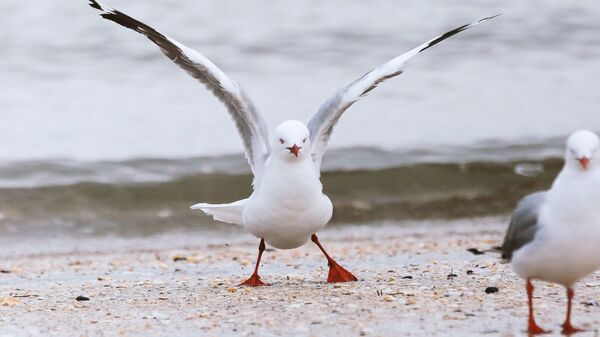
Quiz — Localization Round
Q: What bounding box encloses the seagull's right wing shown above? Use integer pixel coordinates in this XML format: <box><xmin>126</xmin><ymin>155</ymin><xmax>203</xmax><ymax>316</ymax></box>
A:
<box><xmin>501</xmin><ymin>191</ymin><xmax>547</xmax><ymax>261</ymax></box>
<box><xmin>89</xmin><ymin>0</ymin><xmax>270</xmax><ymax>179</ymax></box>
<box><xmin>307</xmin><ymin>16</ymin><xmax>498</xmax><ymax>171</ymax></box>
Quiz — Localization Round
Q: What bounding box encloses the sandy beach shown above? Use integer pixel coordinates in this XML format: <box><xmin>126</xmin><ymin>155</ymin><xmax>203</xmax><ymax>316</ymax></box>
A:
<box><xmin>3</xmin><ymin>0</ymin><xmax>600</xmax><ymax>336</ymax></box>
<box><xmin>1</xmin><ymin>218</ymin><xmax>599</xmax><ymax>337</ymax></box>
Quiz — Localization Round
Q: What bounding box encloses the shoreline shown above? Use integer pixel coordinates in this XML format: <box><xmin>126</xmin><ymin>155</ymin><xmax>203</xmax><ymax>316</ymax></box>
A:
<box><xmin>0</xmin><ymin>157</ymin><xmax>563</xmax><ymax>239</ymax></box>
<box><xmin>1</xmin><ymin>218</ymin><xmax>599</xmax><ymax>336</ymax></box>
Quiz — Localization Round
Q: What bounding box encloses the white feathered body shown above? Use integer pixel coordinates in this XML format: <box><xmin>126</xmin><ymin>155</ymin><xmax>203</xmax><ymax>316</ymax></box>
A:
<box><xmin>512</xmin><ymin>169</ymin><xmax>600</xmax><ymax>287</ymax></box>
<box><xmin>243</xmin><ymin>156</ymin><xmax>333</xmax><ymax>249</ymax></box>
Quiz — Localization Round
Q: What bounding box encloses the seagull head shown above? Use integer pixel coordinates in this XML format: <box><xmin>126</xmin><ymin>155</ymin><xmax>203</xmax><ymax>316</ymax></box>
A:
<box><xmin>565</xmin><ymin>130</ymin><xmax>600</xmax><ymax>171</ymax></box>
<box><xmin>273</xmin><ymin>120</ymin><xmax>310</xmax><ymax>161</ymax></box>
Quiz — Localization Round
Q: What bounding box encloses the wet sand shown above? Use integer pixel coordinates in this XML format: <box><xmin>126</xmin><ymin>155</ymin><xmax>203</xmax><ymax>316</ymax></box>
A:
<box><xmin>1</xmin><ymin>218</ymin><xmax>599</xmax><ymax>337</ymax></box>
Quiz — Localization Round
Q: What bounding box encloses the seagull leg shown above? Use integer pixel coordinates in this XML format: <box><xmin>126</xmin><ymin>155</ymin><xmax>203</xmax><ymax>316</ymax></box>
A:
<box><xmin>311</xmin><ymin>234</ymin><xmax>357</xmax><ymax>283</ymax></box>
<box><xmin>561</xmin><ymin>287</ymin><xmax>584</xmax><ymax>335</ymax></box>
<box><xmin>527</xmin><ymin>279</ymin><xmax>550</xmax><ymax>335</ymax></box>
<box><xmin>239</xmin><ymin>239</ymin><xmax>268</xmax><ymax>287</ymax></box>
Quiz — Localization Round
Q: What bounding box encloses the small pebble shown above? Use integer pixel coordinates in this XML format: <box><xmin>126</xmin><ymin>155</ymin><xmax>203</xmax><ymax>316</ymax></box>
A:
<box><xmin>466</xmin><ymin>248</ymin><xmax>484</xmax><ymax>255</ymax></box>
<box><xmin>0</xmin><ymin>296</ymin><xmax>20</xmax><ymax>306</ymax></box>
<box><xmin>485</xmin><ymin>287</ymin><xmax>499</xmax><ymax>294</ymax></box>
<box><xmin>383</xmin><ymin>295</ymin><xmax>395</xmax><ymax>302</ymax></box>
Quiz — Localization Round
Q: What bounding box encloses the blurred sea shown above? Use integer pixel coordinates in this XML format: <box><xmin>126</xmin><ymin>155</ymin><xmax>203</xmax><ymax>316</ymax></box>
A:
<box><xmin>1</xmin><ymin>0</ymin><xmax>599</xmax><ymax>236</ymax></box>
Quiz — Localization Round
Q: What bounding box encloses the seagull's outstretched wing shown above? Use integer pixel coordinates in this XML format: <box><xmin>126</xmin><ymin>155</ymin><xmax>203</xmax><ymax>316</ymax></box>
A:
<box><xmin>307</xmin><ymin>16</ymin><xmax>498</xmax><ymax>171</ymax></box>
<box><xmin>89</xmin><ymin>0</ymin><xmax>270</xmax><ymax>180</ymax></box>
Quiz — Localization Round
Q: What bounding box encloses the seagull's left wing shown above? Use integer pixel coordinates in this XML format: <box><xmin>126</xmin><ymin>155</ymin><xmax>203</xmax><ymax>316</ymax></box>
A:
<box><xmin>89</xmin><ymin>0</ymin><xmax>270</xmax><ymax>182</ymax></box>
<box><xmin>501</xmin><ymin>191</ymin><xmax>546</xmax><ymax>261</ymax></box>
<box><xmin>307</xmin><ymin>16</ymin><xmax>498</xmax><ymax>171</ymax></box>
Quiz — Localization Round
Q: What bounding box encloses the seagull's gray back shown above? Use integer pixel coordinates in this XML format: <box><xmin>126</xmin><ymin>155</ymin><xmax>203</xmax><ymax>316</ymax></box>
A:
<box><xmin>501</xmin><ymin>191</ymin><xmax>547</xmax><ymax>261</ymax></box>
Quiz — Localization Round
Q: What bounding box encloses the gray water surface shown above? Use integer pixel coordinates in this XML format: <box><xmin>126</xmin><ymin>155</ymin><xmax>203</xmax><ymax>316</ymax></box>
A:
<box><xmin>2</xmin><ymin>0</ymin><xmax>599</xmax><ymax>163</ymax></box>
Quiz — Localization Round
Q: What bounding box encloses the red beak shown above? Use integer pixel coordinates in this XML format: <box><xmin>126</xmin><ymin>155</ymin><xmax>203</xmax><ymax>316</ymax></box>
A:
<box><xmin>579</xmin><ymin>157</ymin><xmax>590</xmax><ymax>170</ymax></box>
<box><xmin>288</xmin><ymin>144</ymin><xmax>300</xmax><ymax>158</ymax></box>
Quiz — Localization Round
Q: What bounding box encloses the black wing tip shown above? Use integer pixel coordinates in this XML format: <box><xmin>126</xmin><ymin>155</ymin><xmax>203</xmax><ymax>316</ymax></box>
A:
<box><xmin>419</xmin><ymin>14</ymin><xmax>499</xmax><ymax>53</ymax></box>
<box><xmin>89</xmin><ymin>0</ymin><xmax>102</xmax><ymax>10</ymax></box>
<box><xmin>87</xmin><ymin>0</ymin><xmax>176</xmax><ymax>56</ymax></box>
<box><xmin>88</xmin><ymin>1</ymin><xmax>144</xmax><ymax>33</ymax></box>
<box><xmin>481</xmin><ymin>14</ymin><xmax>502</xmax><ymax>22</ymax></box>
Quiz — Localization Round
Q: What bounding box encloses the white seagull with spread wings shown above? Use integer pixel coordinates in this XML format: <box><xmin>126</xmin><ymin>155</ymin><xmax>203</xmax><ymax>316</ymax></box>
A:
<box><xmin>90</xmin><ymin>0</ymin><xmax>496</xmax><ymax>286</ymax></box>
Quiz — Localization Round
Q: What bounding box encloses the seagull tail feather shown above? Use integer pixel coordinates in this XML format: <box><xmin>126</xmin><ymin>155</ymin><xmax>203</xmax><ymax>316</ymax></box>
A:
<box><xmin>190</xmin><ymin>199</ymin><xmax>247</xmax><ymax>226</ymax></box>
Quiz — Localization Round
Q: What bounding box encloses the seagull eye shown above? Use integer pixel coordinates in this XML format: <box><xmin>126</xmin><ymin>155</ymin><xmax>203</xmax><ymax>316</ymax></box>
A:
<box><xmin>302</xmin><ymin>138</ymin><xmax>307</xmax><ymax>143</ymax></box>
<box><xmin>279</xmin><ymin>138</ymin><xmax>285</xmax><ymax>144</ymax></box>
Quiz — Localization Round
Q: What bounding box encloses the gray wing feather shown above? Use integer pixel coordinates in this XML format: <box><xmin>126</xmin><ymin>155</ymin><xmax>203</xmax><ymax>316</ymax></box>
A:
<box><xmin>501</xmin><ymin>191</ymin><xmax>547</xmax><ymax>261</ymax></box>
<box><xmin>89</xmin><ymin>0</ymin><xmax>270</xmax><ymax>179</ymax></box>
<box><xmin>307</xmin><ymin>15</ymin><xmax>498</xmax><ymax>172</ymax></box>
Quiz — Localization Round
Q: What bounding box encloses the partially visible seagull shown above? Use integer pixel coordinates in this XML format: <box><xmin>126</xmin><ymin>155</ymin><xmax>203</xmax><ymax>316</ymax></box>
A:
<box><xmin>90</xmin><ymin>0</ymin><xmax>496</xmax><ymax>286</ymax></box>
<box><xmin>502</xmin><ymin>130</ymin><xmax>600</xmax><ymax>335</ymax></box>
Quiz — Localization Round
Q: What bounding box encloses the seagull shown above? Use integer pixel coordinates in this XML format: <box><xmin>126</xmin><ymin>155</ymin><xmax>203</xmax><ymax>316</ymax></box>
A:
<box><xmin>90</xmin><ymin>0</ymin><xmax>496</xmax><ymax>286</ymax></box>
<box><xmin>502</xmin><ymin>130</ymin><xmax>600</xmax><ymax>335</ymax></box>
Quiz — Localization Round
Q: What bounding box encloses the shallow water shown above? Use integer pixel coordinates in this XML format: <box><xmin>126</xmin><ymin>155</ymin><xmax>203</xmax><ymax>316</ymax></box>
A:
<box><xmin>0</xmin><ymin>157</ymin><xmax>562</xmax><ymax>237</ymax></box>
